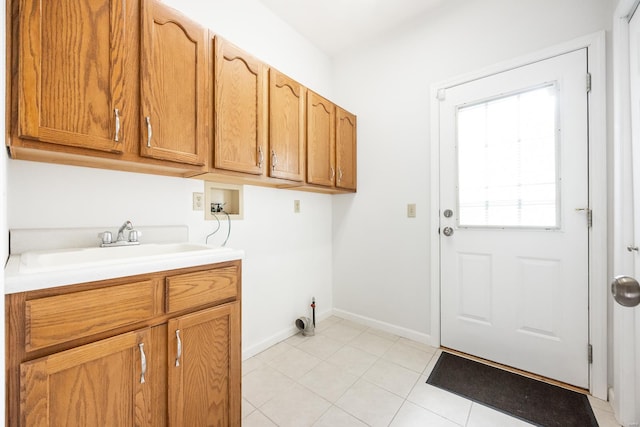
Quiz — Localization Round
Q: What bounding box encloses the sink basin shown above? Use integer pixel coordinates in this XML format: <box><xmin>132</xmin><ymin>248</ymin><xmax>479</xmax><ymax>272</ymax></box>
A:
<box><xmin>19</xmin><ymin>243</ymin><xmax>226</xmax><ymax>272</ymax></box>
<box><xmin>5</xmin><ymin>240</ymin><xmax>244</xmax><ymax>294</ymax></box>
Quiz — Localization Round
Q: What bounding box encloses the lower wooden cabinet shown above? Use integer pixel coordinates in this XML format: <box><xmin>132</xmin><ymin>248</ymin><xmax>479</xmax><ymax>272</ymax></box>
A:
<box><xmin>6</xmin><ymin>261</ymin><xmax>242</xmax><ymax>427</ymax></box>
<box><xmin>168</xmin><ymin>303</ymin><xmax>241</xmax><ymax>426</ymax></box>
<box><xmin>20</xmin><ymin>329</ymin><xmax>152</xmax><ymax>427</ymax></box>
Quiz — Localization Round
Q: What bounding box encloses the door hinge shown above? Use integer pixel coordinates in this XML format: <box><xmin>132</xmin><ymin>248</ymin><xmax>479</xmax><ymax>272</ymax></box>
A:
<box><xmin>437</xmin><ymin>88</ymin><xmax>446</xmax><ymax>101</ymax></box>
<box><xmin>588</xmin><ymin>344</ymin><xmax>593</xmax><ymax>364</ymax></box>
<box><xmin>586</xmin><ymin>73</ymin><xmax>592</xmax><ymax>93</ymax></box>
<box><xmin>576</xmin><ymin>208</ymin><xmax>593</xmax><ymax>228</ymax></box>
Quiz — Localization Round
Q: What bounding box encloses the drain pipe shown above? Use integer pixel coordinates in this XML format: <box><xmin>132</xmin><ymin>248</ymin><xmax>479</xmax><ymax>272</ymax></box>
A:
<box><xmin>295</xmin><ymin>316</ymin><xmax>315</xmax><ymax>336</ymax></box>
<box><xmin>295</xmin><ymin>297</ymin><xmax>316</xmax><ymax>337</ymax></box>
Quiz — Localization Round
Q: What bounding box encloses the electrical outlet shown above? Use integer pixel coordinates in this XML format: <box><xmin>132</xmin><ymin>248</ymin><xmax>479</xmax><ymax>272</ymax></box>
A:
<box><xmin>294</xmin><ymin>200</ymin><xmax>301</xmax><ymax>213</ymax></box>
<box><xmin>192</xmin><ymin>192</ymin><xmax>204</xmax><ymax>211</ymax></box>
<box><xmin>407</xmin><ymin>203</ymin><xmax>417</xmax><ymax>218</ymax></box>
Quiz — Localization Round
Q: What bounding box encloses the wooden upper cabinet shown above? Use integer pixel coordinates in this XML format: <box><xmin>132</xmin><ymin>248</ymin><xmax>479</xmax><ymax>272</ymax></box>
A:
<box><xmin>11</xmin><ymin>0</ymin><xmax>356</xmax><ymax>190</ymax></box>
<box><xmin>140</xmin><ymin>0</ymin><xmax>207</xmax><ymax>166</ymax></box>
<box><xmin>336</xmin><ymin>107</ymin><xmax>357</xmax><ymax>191</ymax></box>
<box><xmin>307</xmin><ymin>91</ymin><xmax>336</xmax><ymax>187</ymax></box>
<box><xmin>17</xmin><ymin>0</ymin><xmax>126</xmax><ymax>153</ymax></box>
<box><xmin>20</xmin><ymin>329</ymin><xmax>152</xmax><ymax>427</ymax></box>
<box><xmin>214</xmin><ymin>37</ymin><xmax>268</xmax><ymax>175</ymax></box>
<box><xmin>269</xmin><ymin>69</ymin><xmax>306</xmax><ymax>182</ymax></box>
<box><xmin>168</xmin><ymin>303</ymin><xmax>241</xmax><ymax>426</ymax></box>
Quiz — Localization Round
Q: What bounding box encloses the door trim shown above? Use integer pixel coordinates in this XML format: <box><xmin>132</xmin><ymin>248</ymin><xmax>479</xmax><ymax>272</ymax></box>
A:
<box><xmin>429</xmin><ymin>31</ymin><xmax>607</xmax><ymax>399</ymax></box>
<box><xmin>612</xmin><ymin>0</ymin><xmax>640</xmax><ymax>423</ymax></box>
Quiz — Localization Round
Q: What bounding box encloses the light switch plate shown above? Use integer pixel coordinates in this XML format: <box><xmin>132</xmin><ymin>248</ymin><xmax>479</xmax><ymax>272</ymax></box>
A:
<box><xmin>407</xmin><ymin>203</ymin><xmax>416</xmax><ymax>218</ymax></box>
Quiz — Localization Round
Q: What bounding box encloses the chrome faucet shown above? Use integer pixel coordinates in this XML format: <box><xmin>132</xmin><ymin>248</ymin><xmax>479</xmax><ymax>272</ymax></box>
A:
<box><xmin>116</xmin><ymin>220</ymin><xmax>133</xmax><ymax>242</ymax></box>
<box><xmin>100</xmin><ymin>220</ymin><xmax>141</xmax><ymax>247</ymax></box>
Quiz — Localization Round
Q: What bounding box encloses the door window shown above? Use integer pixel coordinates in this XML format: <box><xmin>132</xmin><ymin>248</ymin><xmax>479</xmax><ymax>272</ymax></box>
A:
<box><xmin>456</xmin><ymin>84</ymin><xmax>559</xmax><ymax>228</ymax></box>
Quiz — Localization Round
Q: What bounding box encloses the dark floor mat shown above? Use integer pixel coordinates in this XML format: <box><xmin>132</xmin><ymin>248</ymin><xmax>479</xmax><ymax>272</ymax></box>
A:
<box><xmin>426</xmin><ymin>352</ymin><xmax>598</xmax><ymax>427</ymax></box>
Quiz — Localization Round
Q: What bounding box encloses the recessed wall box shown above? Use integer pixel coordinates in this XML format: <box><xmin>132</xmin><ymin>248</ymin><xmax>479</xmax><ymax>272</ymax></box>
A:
<box><xmin>204</xmin><ymin>182</ymin><xmax>243</xmax><ymax>220</ymax></box>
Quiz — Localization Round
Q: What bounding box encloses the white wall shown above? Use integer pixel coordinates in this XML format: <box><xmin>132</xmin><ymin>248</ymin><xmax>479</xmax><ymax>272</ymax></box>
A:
<box><xmin>331</xmin><ymin>0</ymin><xmax>613</xmax><ymax>342</ymax></box>
<box><xmin>6</xmin><ymin>0</ymin><xmax>335</xmax><ymax>359</ymax></box>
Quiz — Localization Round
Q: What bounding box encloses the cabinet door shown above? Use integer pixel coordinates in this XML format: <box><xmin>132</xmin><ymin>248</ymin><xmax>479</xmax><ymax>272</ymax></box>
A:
<box><xmin>336</xmin><ymin>107</ymin><xmax>357</xmax><ymax>191</ymax></box>
<box><xmin>20</xmin><ymin>329</ymin><xmax>152</xmax><ymax>427</ymax></box>
<box><xmin>214</xmin><ymin>37</ymin><xmax>268</xmax><ymax>175</ymax></box>
<box><xmin>307</xmin><ymin>91</ymin><xmax>336</xmax><ymax>187</ymax></box>
<box><xmin>168</xmin><ymin>303</ymin><xmax>241</xmax><ymax>426</ymax></box>
<box><xmin>17</xmin><ymin>0</ymin><xmax>126</xmax><ymax>153</ymax></box>
<box><xmin>140</xmin><ymin>0</ymin><xmax>207</xmax><ymax>166</ymax></box>
<box><xmin>269</xmin><ymin>69</ymin><xmax>306</xmax><ymax>181</ymax></box>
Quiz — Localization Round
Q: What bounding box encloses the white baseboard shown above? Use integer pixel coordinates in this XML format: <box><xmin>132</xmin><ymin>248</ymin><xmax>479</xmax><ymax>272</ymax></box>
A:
<box><xmin>242</xmin><ymin>326</ymin><xmax>298</xmax><ymax>361</ymax></box>
<box><xmin>242</xmin><ymin>309</ymin><xmax>333</xmax><ymax>360</ymax></box>
<box><xmin>332</xmin><ymin>308</ymin><xmax>433</xmax><ymax>346</ymax></box>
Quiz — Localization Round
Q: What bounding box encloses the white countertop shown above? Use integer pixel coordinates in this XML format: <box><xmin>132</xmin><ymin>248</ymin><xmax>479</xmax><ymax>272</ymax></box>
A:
<box><xmin>5</xmin><ymin>246</ymin><xmax>244</xmax><ymax>294</ymax></box>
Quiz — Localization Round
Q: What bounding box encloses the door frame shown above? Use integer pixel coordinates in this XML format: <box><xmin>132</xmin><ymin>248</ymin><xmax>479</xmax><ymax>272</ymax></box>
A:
<box><xmin>612</xmin><ymin>0</ymin><xmax>640</xmax><ymax>423</ymax></box>
<box><xmin>429</xmin><ymin>32</ymin><xmax>607</xmax><ymax>399</ymax></box>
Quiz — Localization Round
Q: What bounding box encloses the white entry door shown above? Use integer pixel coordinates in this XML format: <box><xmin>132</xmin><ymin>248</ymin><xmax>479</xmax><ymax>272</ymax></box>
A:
<box><xmin>439</xmin><ymin>49</ymin><xmax>590</xmax><ymax>388</ymax></box>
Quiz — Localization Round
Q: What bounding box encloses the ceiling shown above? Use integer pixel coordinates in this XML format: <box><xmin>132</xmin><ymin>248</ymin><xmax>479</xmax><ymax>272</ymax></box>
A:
<box><xmin>258</xmin><ymin>0</ymin><xmax>444</xmax><ymax>56</ymax></box>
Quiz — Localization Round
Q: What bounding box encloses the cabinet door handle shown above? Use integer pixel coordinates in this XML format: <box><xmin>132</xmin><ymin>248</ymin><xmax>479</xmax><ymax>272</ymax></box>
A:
<box><xmin>175</xmin><ymin>329</ymin><xmax>182</xmax><ymax>367</ymax></box>
<box><xmin>330</xmin><ymin>166</ymin><xmax>335</xmax><ymax>181</ymax></box>
<box><xmin>271</xmin><ymin>150</ymin><xmax>278</xmax><ymax>171</ymax></box>
<box><xmin>257</xmin><ymin>146</ymin><xmax>264</xmax><ymax>169</ymax></box>
<box><xmin>139</xmin><ymin>343</ymin><xmax>147</xmax><ymax>384</ymax></box>
<box><xmin>338</xmin><ymin>168</ymin><xmax>343</xmax><ymax>183</ymax></box>
<box><xmin>145</xmin><ymin>116</ymin><xmax>152</xmax><ymax>148</ymax></box>
<box><xmin>114</xmin><ymin>108</ymin><xmax>121</xmax><ymax>142</ymax></box>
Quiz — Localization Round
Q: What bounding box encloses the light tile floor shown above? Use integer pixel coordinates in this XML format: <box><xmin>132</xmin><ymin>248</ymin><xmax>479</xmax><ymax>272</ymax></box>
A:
<box><xmin>242</xmin><ymin>316</ymin><xmax>621</xmax><ymax>427</ymax></box>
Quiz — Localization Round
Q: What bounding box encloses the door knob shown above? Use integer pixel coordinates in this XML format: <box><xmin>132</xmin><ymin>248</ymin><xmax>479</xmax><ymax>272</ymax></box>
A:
<box><xmin>611</xmin><ymin>276</ymin><xmax>640</xmax><ymax>307</ymax></box>
<box><xmin>443</xmin><ymin>227</ymin><xmax>454</xmax><ymax>237</ymax></box>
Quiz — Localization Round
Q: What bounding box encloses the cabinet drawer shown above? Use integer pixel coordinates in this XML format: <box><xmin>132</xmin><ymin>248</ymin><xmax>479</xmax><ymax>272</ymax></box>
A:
<box><xmin>166</xmin><ymin>266</ymin><xmax>238</xmax><ymax>313</ymax></box>
<box><xmin>25</xmin><ymin>281</ymin><xmax>156</xmax><ymax>352</ymax></box>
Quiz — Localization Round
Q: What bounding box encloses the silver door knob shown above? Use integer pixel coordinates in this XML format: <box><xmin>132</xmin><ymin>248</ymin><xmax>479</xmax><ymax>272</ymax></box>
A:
<box><xmin>443</xmin><ymin>227</ymin><xmax>454</xmax><ymax>237</ymax></box>
<box><xmin>611</xmin><ymin>276</ymin><xmax>640</xmax><ymax>307</ymax></box>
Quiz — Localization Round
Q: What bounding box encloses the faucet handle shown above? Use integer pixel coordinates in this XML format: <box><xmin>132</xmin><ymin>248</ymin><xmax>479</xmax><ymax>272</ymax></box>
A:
<box><xmin>128</xmin><ymin>229</ymin><xmax>142</xmax><ymax>243</ymax></box>
<box><xmin>100</xmin><ymin>231</ymin><xmax>113</xmax><ymax>245</ymax></box>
